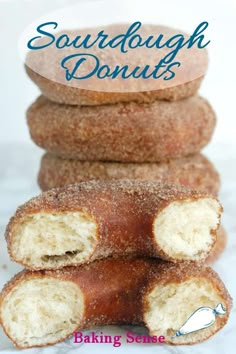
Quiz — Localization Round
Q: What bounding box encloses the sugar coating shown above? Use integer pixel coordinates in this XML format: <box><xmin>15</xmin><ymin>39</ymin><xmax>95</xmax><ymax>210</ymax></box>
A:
<box><xmin>27</xmin><ymin>95</ymin><xmax>216</xmax><ymax>162</ymax></box>
<box><xmin>5</xmin><ymin>181</ymin><xmax>222</xmax><ymax>270</ymax></box>
<box><xmin>0</xmin><ymin>258</ymin><xmax>232</xmax><ymax>348</ymax></box>
<box><xmin>38</xmin><ymin>153</ymin><xmax>220</xmax><ymax>194</ymax></box>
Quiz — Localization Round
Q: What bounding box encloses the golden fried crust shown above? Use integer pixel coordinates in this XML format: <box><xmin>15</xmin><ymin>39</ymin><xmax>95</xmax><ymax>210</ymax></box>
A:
<box><xmin>26</xmin><ymin>67</ymin><xmax>204</xmax><ymax>105</ymax></box>
<box><xmin>0</xmin><ymin>258</ymin><xmax>152</xmax><ymax>348</ymax></box>
<box><xmin>5</xmin><ymin>181</ymin><xmax>222</xmax><ymax>268</ymax></box>
<box><xmin>27</xmin><ymin>95</ymin><xmax>216</xmax><ymax>162</ymax></box>
<box><xmin>0</xmin><ymin>258</ymin><xmax>232</xmax><ymax>348</ymax></box>
<box><xmin>206</xmin><ymin>226</ymin><xmax>227</xmax><ymax>265</ymax></box>
<box><xmin>38</xmin><ymin>153</ymin><xmax>220</xmax><ymax>195</ymax></box>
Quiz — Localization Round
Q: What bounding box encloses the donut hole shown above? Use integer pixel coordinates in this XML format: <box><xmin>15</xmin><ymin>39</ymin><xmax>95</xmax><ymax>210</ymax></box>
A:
<box><xmin>0</xmin><ymin>278</ymin><xmax>84</xmax><ymax>347</ymax></box>
<box><xmin>144</xmin><ymin>277</ymin><xmax>225</xmax><ymax>344</ymax></box>
<box><xmin>153</xmin><ymin>198</ymin><xmax>220</xmax><ymax>261</ymax></box>
<box><xmin>11</xmin><ymin>212</ymin><xmax>98</xmax><ymax>269</ymax></box>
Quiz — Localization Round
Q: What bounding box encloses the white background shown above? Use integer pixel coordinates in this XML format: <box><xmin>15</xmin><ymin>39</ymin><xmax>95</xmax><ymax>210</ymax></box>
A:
<box><xmin>0</xmin><ymin>0</ymin><xmax>236</xmax><ymax>145</ymax></box>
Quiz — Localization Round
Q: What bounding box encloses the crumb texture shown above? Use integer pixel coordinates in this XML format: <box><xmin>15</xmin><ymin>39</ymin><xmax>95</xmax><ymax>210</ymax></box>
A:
<box><xmin>0</xmin><ymin>278</ymin><xmax>84</xmax><ymax>347</ymax></box>
<box><xmin>145</xmin><ymin>277</ymin><xmax>227</xmax><ymax>344</ymax></box>
<box><xmin>154</xmin><ymin>198</ymin><xmax>220</xmax><ymax>260</ymax></box>
<box><xmin>6</xmin><ymin>181</ymin><xmax>221</xmax><ymax>269</ymax></box>
<box><xmin>0</xmin><ymin>259</ymin><xmax>232</xmax><ymax>348</ymax></box>
<box><xmin>12</xmin><ymin>212</ymin><xmax>98</xmax><ymax>269</ymax></box>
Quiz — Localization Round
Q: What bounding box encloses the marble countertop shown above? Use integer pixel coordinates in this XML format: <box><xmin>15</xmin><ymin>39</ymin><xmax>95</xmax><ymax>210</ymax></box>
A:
<box><xmin>0</xmin><ymin>143</ymin><xmax>235</xmax><ymax>353</ymax></box>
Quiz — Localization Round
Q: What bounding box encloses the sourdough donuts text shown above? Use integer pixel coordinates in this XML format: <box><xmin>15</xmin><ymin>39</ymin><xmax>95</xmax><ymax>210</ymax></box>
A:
<box><xmin>27</xmin><ymin>21</ymin><xmax>210</xmax><ymax>81</ymax></box>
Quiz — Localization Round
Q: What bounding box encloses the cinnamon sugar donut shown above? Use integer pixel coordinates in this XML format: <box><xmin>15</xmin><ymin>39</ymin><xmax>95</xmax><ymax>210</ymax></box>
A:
<box><xmin>0</xmin><ymin>258</ymin><xmax>231</xmax><ymax>348</ymax></box>
<box><xmin>26</xmin><ymin>67</ymin><xmax>204</xmax><ymax>106</ymax></box>
<box><xmin>27</xmin><ymin>95</ymin><xmax>216</xmax><ymax>162</ymax></box>
<box><xmin>25</xmin><ymin>23</ymin><xmax>208</xmax><ymax>105</ymax></box>
<box><xmin>6</xmin><ymin>181</ymin><xmax>222</xmax><ymax>270</ymax></box>
<box><xmin>38</xmin><ymin>153</ymin><xmax>220</xmax><ymax>195</ymax></box>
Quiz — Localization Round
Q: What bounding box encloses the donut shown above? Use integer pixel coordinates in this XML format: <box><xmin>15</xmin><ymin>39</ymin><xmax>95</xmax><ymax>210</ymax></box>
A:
<box><xmin>25</xmin><ymin>23</ymin><xmax>208</xmax><ymax>105</ymax></box>
<box><xmin>0</xmin><ymin>258</ymin><xmax>232</xmax><ymax>348</ymax></box>
<box><xmin>38</xmin><ymin>153</ymin><xmax>220</xmax><ymax>195</ymax></box>
<box><xmin>26</xmin><ymin>67</ymin><xmax>204</xmax><ymax>106</ymax></box>
<box><xmin>27</xmin><ymin>95</ymin><xmax>216</xmax><ymax>162</ymax></box>
<box><xmin>6</xmin><ymin>181</ymin><xmax>222</xmax><ymax>270</ymax></box>
<box><xmin>206</xmin><ymin>226</ymin><xmax>227</xmax><ymax>265</ymax></box>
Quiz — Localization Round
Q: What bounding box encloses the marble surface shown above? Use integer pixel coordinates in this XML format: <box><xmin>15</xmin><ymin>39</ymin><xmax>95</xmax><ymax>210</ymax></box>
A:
<box><xmin>0</xmin><ymin>142</ymin><xmax>235</xmax><ymax>353</ymax></box>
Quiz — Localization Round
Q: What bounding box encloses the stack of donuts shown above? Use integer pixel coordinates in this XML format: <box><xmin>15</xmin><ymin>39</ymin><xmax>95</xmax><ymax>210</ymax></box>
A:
<box><xmin>24</xmin><ymin>23</ymin><xmax>227</xmax><ymax>262</ymax></box>
<box><xmin>29</xmin><ymin>75</ymin><xmax>220</xmax><ymax>196</ymax></box>
<box><xmin>0</xmin><ymin>180</ymin><xmax>232</xmax><ymax>348</ymax></box>
<box><xmin>24</xmin><ymin>24</ymin><xmax>219</xmax><ymax>198</ymax></box>
<box><xmin>0</xmin><ymin>24</ymin><xmax>231</xmax><ymax>349</ymax></box>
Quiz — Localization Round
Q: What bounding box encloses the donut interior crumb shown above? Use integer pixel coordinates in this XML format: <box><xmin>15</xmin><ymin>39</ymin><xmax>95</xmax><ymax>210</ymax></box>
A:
<box><xmin>154</xmin><ymin>198</ymin><xmax>220</xmax><ymax>261</ymax></box>
<box><xmin>1</xmin><ymin>274</ymin><xmax>226</xmax><ymax>347</ymax></box>
<box><xmin>144</xmin><ymin>277</ymin><xmax>224</xmax><ymax>344</ymax></box>
<box><xmin>0</xmin><ymin>278</ymin><xmax>84</xmax><ymax>347</ymax></box>
<box><xmin>10</xmin><ymin>197</ymin><xmax>220</xmax><ymax>268</ymax></box>
<box><xmin>12</xmin><ymin>212</ymin><xmax>98</xmax><ymax>269</ymax></box>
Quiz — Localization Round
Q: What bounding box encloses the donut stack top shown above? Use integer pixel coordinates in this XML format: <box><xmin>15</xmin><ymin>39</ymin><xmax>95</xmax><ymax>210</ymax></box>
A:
<box><xmin>25</xmin><ymin>23</ymin><xmax>215</xmax><ymax>163</ymax></box>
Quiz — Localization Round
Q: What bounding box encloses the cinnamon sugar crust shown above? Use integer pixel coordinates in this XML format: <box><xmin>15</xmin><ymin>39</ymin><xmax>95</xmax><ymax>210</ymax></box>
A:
<box><xmin>27</xmin><ymin>95</ymin><xmax>216</xmax><ymax>162</ymax></box>
<box><xmin>5</xmin><ymin>181</ymin><xmax>222</xmax><ymax>269</ymax></box>
<box><xmin>38</xmin><ymin>153</ymin><xmax>220</xmax><ymax>195</ymax></box>
<box><xmin>0</xmin><ymin>258</ymin><xmax>232</xmax><ymax>348</ymax></box>
<box><xmin>26</xmin><ymin>67</ymin><xmax>204</xmax><ymax>105</ymax></box>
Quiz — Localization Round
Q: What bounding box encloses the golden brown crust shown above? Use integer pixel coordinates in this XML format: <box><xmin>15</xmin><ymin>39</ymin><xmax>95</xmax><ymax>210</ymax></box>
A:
<box><xmin>6</xmin><ymin>181</ymin><xmax>222</xmax><ymax>269</ymax></box>
<box><xmin>27</xmin><ymin>95</ymin><xmax>216</xmax><ymax>162</ymax></box>
<box><xmin>26</xmin><ymin>67</ymin><xmax>204</xmax><ymax>105</ymax></box>
<box><xmin>0</xmin><ymin>258</ymin><xmax>152</xmax><ymax>348</ymax></box>
<box><xmin>38</xmin><ymin>153</ymin><xmax>220</xmax><ymax>195</ymax></box>
<box><xmin>206</xmin><ymin>226</ymin><xmax>227</xmax><ymax>265</ymax></box>
<box><xmin>0</xmin><ymin>258</ymin><xmax>232</xmax><ymax>348</ymax></box>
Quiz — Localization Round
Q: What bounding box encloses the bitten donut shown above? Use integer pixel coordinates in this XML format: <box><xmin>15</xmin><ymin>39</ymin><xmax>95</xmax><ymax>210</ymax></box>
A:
<box><xmin>25</xmin><ymin>23</ymin><xmax>208</xmax><ymax>105</ymax></box>
<box><xmin>206</xmin><ymin>226</ymin><xmax>227</xmax><ymax>265</ymax></box>
<box><xmin>0</xmin><ymin>258</ymin><xmax>232</xmax><ymax>348</ymax></box>
<box><xmin>38</xmin><ymin>153</ymin><xmax>220</xmax><ymax>195</ymax></box>
<box><xmin>27</xmin><ymin>96</ymin><xmax>216</xmax><ymax>162</ymax></box>
<box><xmin>6</xmin><ymin>181</ymin><xmax>222</xmax><ymax>270</ymax></box>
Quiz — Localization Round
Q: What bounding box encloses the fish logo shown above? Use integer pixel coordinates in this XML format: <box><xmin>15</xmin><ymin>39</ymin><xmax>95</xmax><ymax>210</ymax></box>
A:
<box><xmin>172</xmin><ymin>303</ymin><xmax>226</xmax><ymax>338</ymax></box>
